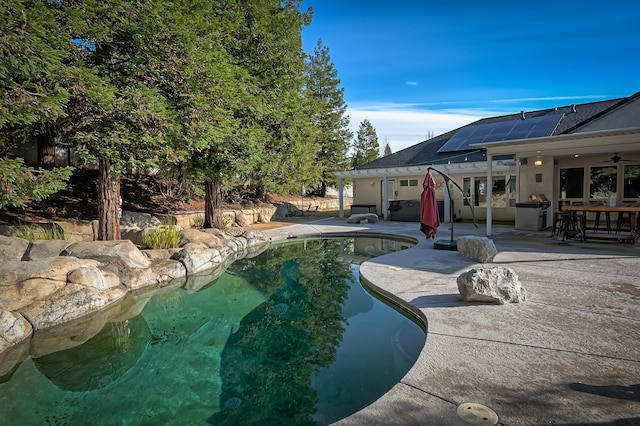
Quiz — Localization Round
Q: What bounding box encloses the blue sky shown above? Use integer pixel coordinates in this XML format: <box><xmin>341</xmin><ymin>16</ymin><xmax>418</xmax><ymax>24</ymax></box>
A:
<box><xmin>300</xmin><ymin>1</ymin><xmax>640</xmax><ymax>153</ymax></box>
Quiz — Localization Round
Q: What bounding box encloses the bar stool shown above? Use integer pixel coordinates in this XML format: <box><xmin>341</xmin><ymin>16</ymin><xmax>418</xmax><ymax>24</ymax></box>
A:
<box><xmin>563</xmin><ymin>213</ymin><xmax>585</xmax><ymax>241</ymax></box>
<box><xmin>593</xmin><ymin>211</ymin><xmax>612</xmax><ymax>233</ymax></box>
<box><xmin>616</xmin><ymin>212</ymin><xmax>631</xmax><ymax>233</ymax></box>
<box><xmin>552</xmin><ymin>212</ymin><xmax>566</xmax><ymax>237</ymax></box>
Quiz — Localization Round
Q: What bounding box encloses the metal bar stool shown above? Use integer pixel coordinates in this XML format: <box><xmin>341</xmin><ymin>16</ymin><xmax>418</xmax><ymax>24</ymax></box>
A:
<box><xmin>563</xmin><ymin>213</ymin><xmax>586</xmax><ymax>241</ymax></box>
<box><xmin>552</xmin><ymin>212</ymin><xmax>566</xmax><ymax>237</ymax></box>
<box><xmin>593</xmin><ymin>211</ymin><xmax>612</xmax><ymax>233</ymax></box>
<box><xmin>616</xmin><ymin>212</ymin><xmax>631</xmax><ymax>234</ymax></box>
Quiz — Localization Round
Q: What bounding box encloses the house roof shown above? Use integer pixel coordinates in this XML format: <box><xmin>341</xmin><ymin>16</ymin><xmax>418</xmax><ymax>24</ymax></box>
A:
<box><xmin>353</xmin><ymin>92</ymin><xmax>639</xmax><ymax>171</ymax></box>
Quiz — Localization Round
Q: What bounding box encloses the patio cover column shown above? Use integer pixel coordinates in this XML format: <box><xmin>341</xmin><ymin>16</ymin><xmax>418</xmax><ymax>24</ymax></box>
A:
<box><xmin>383</xmin><ymin>175</ymin><xmax>389</xmax><ymax>220</ymax></box>
<box><xmin>486</xmin><ymin>154</ymin><xmax>493</xmax><ymax>236</ymax></box>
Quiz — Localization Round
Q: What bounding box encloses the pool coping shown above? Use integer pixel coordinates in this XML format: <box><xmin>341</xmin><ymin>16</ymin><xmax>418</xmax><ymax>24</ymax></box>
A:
<box><xmin>264</xmin><ymin>217</ymin><xmax>640</xmax><ymax>425</ymax></box>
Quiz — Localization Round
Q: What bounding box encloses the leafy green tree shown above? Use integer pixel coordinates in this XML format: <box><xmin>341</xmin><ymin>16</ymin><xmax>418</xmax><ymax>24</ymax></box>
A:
<box><xmin>351</xmin><ymin>118</ymin><xmax>380</xmax><ymax>167</ymax></box>
<box><xmin>305</xmin><ymin>40</ymin><xmax>352</xmax><ymax>197</ymax></box>
<box><xmin>221</xmin><ymin>0</ymin><xmax>315</xmax><ymax>201</ymax></box>
<box><xmin>0</xmin><ymin>0</ymin><xmax>73</xmax><ymax>207</ymax></box>
<box><xmin>54</xmin><ymin>0</ymin><xmax>177</xmax><ymax>239</ymax></box>
<box><xmin>0</xmin><ymin>158</ymin><xmax>72</xmax><ymax>210</ymax></box>
<box><xmin>132</xmin><ymin>0</ymin><xmax>253</xmax><ymax>229</ymax></box>
<box><xmin>0</xmin><ymin>0</ymin><xmax>70</xmax><ymax>133</ymax></box>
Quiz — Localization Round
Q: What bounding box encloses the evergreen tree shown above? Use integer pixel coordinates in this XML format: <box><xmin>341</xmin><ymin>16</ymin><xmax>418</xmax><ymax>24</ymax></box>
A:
<box><xmin>0</xmin><ymin>0</ymin><xmax>73</xmax><ymax>208</ymax></box>
<box><xmin>351</xmin><ymin>119</ymin><xmax>380</xmax><ymax>167</ymax></box>
<box><xmin>56</xmin><ymin>0</ymin><xmax>176</xmax><ymax>240</ymax></box>
<box><xmin>225</xmin><ymin>0</ymin><xmax>315</xmax><ymax>201</ymax></box>
<box><xmin>383</xmin><ymin>138</ymin><xmax>393</xmax><ymax>156</ymax></box>
<box><xmin>304</xmin><ymin>40</ymin><xmax>352</xmax><ymax>197</ymax></box>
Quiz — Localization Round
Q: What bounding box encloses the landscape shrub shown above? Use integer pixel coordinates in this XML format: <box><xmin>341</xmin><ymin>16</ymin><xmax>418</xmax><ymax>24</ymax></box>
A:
<box><xmin>18</xmin><ymin>225</ymin><xmax>65</xmax><ymax>241</ymax></box>
<box><xmin>140</xmin><ymin>225</ymin><xmax>181</xmax><ymax>249</ymax></box>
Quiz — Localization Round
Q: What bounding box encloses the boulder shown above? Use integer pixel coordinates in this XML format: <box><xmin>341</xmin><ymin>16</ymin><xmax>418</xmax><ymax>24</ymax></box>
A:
<box><xmin>457</xmin><ymin>267</ymin><xmax>526</xmax><ymax>304</ymax></box>
<box><xmin>120</xmin><ymin>210</ymin><xmax>162</xmax><ymax>229</ymax></box>
<box><xmin>233</xmin><ymin>210</ymin><xmax>251</xmax><ymax>227</ymax></box>
<box><xmin>0</xmin><ymin>235</ymin><xmax>28</xmax><ymax>262</ymax></box>
<box><xmin>62</xmin><ymin>240</ymin><xmax>152</xmax><ymax>269</ymax></box>
<box><xmin>0</xmin><ymin>256</ymin><xmax>128</xmax><ymax>325</ymax></box>
<box><xmin>147</xmin><ymin>259</ymin><xmax>187</xmax><ymax>287</ymax></box>
<box><xmin>19</xmin><ymin>282</ymin><xmax>116</xmax><ymax>330</ymax></box>
<box><xmin>55</xmin><ymin>219</ymin><xmax>97</xmax><ymax>242</ymax></box>
<box><xmin>347</xmin><ymin>213</ymin><xmax>378</xmax><ymax>224</ymax></box>
<box><xmin>457</xmin><ymin>236</ymin><xmax>498</xmax><ymax>263</ymax></box>
<box><xmin>179</xmin><ymin>228</ymin><xmax>225</xmax><ymax>250</ymax></box>
<box><xmin>0</xmin><ymin>309</ymin><xmax>32</xmax><ymax>377</ymax></box>
<box><xmin>22</xmin><ymin>239</ymin><xmax>72</xmax><ymax>261</ymax></box>
<box><xmin>171</xmin><ymin>244</ymin><xmax>223</xmax><ymax>275</ymax></box>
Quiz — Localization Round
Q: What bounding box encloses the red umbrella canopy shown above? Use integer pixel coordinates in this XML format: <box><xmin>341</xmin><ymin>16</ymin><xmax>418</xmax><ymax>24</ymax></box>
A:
<box><xmin>420</xmin><ymin>173</ymin><xmax>440</xmax><ymax>239</ymax></box>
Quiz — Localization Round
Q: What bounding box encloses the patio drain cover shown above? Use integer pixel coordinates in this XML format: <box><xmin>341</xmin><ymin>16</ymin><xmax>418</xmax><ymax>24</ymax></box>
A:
<box><xmin>456</xmin><ymin>402</ymin><xmax>498</xmax><ymax>425</ymax></box>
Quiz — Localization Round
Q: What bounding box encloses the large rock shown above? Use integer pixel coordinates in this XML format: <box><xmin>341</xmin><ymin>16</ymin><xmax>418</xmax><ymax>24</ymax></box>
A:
<box><xmin>0</xmin><ymin>309</ymin><xmax>32</xmax><ymax>377</ymax></box>
<box><xmin>179</xmin><ymin>228</ymin><xmax>225</xmax><ymax>250</ymax></box>
<box><xmin>0</xmin><ymin>235</ymin><xmax>28</xmax><ymax>262</ymax></box>
<box><xmin>22</xmin><ymin>239</ymin><xmax>73</xmax><ymax>261</ymax></box>
<box><xmin>55</xmin><ymin>219</ymin><xmax>97</xmax><ymax>242</ymax></box>
<box><xmin>457</xmin><ymin>267</ymin><xmax>526</xmax><ymax>304</ymax></box>
<box><xmin>62</xmin><ymin>240</ymin><xmax>152</xmax><ymax>269</ymax></box>
<box><xmin>235</xmin><ymin>209</ymin><xmax>255</xmax><ymax>227</ymax></box>
<box><xmin>457</xmin><ymin>236</ymin><xmax>498</xmax><ymax>263</ymax></box>
<box><xmin>120</xmin><ymin>210</ymin><xmax>162</xmax><ymax>229</ymax></box>
<box><xmin>347</xmin><ymin>213</ymin><xmax>378</xmax><ymax>224</ymax></box>
<box><xmin>171</xmin><ymin>244</ymin><xmax>223</xmax><ymax>275</ymax></box>
<box><xmin>19</xmin><ymin>283</ymin><xmax>118</xmax><ymax>330</ymax></box>
<box><xmin>0</xmin><ymin>256</ymin><xmax>127</xmax><ymax>323</ymax></box>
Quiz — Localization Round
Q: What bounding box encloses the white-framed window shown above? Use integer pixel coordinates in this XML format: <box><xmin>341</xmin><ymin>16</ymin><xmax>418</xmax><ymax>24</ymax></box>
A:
<box><xmin>399</xmin><ymin>179</ymin><xmax>418</xmax><ymax>187</ymax></box>
<box><xmin>465</xmin><ymin>175</ymin><xmax>514</xmax><ymax>207</ymax></box>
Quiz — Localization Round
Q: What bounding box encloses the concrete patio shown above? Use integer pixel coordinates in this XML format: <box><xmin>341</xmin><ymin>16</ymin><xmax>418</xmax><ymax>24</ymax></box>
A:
<box><xmin>262</xmin><ymin>217</ymin><xmax>640</xmax><ymax>425</ymax></box>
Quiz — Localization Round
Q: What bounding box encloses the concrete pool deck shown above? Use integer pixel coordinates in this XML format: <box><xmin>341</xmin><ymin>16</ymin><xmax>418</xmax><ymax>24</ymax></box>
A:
<box><xmin>261</xmin><ymin>217</ymin><xmax>640</xmax><ymax>425</ymax></box>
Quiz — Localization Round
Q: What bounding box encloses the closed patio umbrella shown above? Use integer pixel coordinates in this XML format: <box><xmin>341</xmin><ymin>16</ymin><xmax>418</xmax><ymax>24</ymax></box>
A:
<box><xmin>420</xmin><ymin>172</ymin><xmax>440</xmax><ymax>239</ymax></box>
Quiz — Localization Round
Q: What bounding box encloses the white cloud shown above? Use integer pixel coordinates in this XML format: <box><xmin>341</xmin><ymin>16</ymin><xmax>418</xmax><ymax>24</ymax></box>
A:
<box><xmin>346</xmin><ymin>102</ymin><xmax>508</xmax><ymax>153</ymax></box>
<box><xmin>406</xmin><ymin>81</ymin><xmax>418</xmax><ymax>86</ymax></box>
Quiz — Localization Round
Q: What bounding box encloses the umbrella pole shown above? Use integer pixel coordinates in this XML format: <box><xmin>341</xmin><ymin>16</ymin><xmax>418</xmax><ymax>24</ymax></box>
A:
<box><xmin>428</xmin><ymin>167</ymin><xmax>478</xmax><ymax>251</ymax></box>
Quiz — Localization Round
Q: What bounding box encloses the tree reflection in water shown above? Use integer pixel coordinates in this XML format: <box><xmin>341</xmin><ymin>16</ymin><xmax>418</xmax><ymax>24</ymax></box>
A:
<box><xmin>209</xmin><ymin>239</ymin><xmax>352</xmax><ymax>425</ymax></box>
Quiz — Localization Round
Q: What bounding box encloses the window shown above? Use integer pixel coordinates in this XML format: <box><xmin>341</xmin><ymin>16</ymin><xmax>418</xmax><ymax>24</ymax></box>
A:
<box><xmin>469</xmin><ymin>176</ymin><xmax>509</xmax><ymax>207</ymax></box>
<box><xmin>474</xmin><ymin>178</ymin><xmax>487</xmax><ymax>207</ymax></box>
<box><xmin>463</xmin><ymin>177</ymin><xmax>471</xmax><ymax>206</ymax></box>
<box><xmin>400</xmin><ymin>179</ymin><xmax>418</xmax><ymax>187</ymax></box>
<box><xmin>508</xmin><ymin>176</ymin><xmax>517</xmax><ymax>207</ymax></box>
<box><xmin>589</xmin><ymin>166</ymin><xmax>617</xmax><ymax>202</ymax></box>
<box><xmin>623</xmin><ymin>165</ymin><xmax>640</xmax><ymax>199</ymax></box>
<box><xmin>559</xmin><ymin>168</ymin><xmax>584</xmax><ymax>199</ymax></box>
<box><xmin>491</xmin><ymin>177</ymin><xmax>507</xmax><ymax>207</ymax></box>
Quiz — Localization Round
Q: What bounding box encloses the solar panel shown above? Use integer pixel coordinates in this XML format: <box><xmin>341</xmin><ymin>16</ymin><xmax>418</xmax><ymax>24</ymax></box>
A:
<box><xmin>437</xmin><ymin>113</ymin><xmax>564</xmax><ymax>153</ymax></box>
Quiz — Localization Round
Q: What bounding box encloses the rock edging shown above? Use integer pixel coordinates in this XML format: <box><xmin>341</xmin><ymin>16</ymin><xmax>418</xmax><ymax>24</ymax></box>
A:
<box><xmin>0</xmin><ymin>227</ymin><xmax>270</xmax><ymax>376</ymax></box>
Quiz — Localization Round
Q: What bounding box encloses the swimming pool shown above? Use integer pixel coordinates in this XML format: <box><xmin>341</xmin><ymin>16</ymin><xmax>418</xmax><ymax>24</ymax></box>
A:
<box><xmin>0</xmin><ymin>236</ymin><xmax>425</xmax><ymax>425</ymax></box>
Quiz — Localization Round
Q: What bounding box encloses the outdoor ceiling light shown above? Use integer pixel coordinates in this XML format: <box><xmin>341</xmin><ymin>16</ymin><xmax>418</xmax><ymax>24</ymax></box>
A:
<box><xmin>534</xmin><ymin>159</ymin><xmax>543</xmax><ymax>166</ymax></box>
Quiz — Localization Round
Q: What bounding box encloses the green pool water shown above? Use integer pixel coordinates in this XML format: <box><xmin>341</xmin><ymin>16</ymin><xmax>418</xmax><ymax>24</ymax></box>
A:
<box><xmin>0</xmin><ymin>237</ymin><xmax>425</xmax><ymax>425</ymax></box>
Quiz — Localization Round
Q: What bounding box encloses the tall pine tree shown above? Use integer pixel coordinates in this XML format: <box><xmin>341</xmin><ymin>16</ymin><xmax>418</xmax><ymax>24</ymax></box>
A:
<box><xmin>304</xmin><ymin>40</ymin><xmax>352</xmax><ymax>196</ymax></box>
<box><xmin>351</xmin><ymin>119</ymin><xmax>380</xmax><ymax>167</ymax></box>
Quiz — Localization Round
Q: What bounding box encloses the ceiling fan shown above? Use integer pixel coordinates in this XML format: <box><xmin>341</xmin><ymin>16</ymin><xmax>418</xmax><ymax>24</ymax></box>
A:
<box><xmin>598</xmin><ymin>153</ymin><xmax>639</xmax><ymax>164</ymax></box>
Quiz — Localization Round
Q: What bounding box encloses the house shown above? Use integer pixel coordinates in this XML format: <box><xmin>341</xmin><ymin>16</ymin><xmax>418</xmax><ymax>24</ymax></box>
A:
<box><xmin>333</xmin><ymin>91</ymin><xmax>640</xmax><ymax>235</ymax></box>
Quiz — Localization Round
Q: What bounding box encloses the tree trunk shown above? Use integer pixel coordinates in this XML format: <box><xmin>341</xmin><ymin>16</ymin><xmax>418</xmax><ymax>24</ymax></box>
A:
<box><xmin>37</xmin><ymin>124</ymin><xmax>56</xmax><ymax>168</ymax></box>
<box><xmin>255</xmin><ymin>183</ymin><xmax>265</xmax><ymax>201</ymax></box>
<box><xmin>98</xmin><ymin>159</ymin><xmax>121</xmax><ymax>240</ymax></box>
<box><xmin>204</xmin><ymin>177</ymin><xmax>223</xmax><ymax>229</ymax></box>
<box><xmin>320</xmin><ymin>171</ymin><xmax>328</xmax><ymax>197</ymax></box>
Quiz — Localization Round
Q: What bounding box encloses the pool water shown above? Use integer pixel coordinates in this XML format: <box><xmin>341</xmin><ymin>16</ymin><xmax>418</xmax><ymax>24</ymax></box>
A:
<box><xmin>0</xmin><ymin>237</ymin><xmax>425</xmax><ymax>425</ymax></box>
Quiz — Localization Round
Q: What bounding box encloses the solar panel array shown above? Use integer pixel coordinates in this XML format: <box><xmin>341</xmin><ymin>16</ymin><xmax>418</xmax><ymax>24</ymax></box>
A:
<box><xmin>437</xmin><ymin>113</ymin><xmax>564</xmax><ymax>153</ymax></box>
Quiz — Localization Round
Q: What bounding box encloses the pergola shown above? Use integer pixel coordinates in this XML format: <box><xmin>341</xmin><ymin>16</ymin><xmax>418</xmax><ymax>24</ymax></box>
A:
<box><xmin>474</xmin><ymin>127</ymin><xmax>640</xmax><ymax>236</ymax></box>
